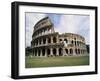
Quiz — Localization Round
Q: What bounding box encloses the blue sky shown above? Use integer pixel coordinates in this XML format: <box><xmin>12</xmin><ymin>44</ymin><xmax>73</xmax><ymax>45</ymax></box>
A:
<box><xmin>25</xmin><ymin>13</ymin><xmax>90</xmax><ymax>47</ymax></box>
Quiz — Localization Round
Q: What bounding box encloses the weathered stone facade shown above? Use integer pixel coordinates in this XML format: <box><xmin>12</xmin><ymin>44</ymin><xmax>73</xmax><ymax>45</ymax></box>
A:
<box><xmin>31</xmin><ymin>17</ymin><xmax>88</xmax><ymax>57</ymax></box>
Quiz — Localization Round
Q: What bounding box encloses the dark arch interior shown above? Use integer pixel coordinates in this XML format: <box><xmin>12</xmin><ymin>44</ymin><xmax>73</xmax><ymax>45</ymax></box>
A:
<box><xmin>42</xmin><ymin>49</ymin><xmax>45</xmax><ymax>56</ymax></box>
<box><xmin>59</xmin><ymin>48</ymin><xmax>63</xmax><ymax>56</ymax></box>
<box><xmin>53</xmin><ymin>48</ymin><xmax>56</xmax><ymax>56</ymax></box>
<box><xmin>64</xmin><ymin>39</ymin><xmax>68</xmax><ymax>43</ymax></box>
<box><xmin>70</xmin><ymin>49</ymin><xmax>73</xmax><ymax>55</ymax></box>
<box><xmin>48</xmin><ymin>37</ymin><xmax>51</xmax><ymax>43</ymax></box>
<box><xmin>53</xmin><ymin>37</ymin><xmax>56</xmax><ymax>43</ymax></box>
<box><xmin>47</xmin><ymin>49</ymin><xmax>50</xmax><ymax>56</ymax></box>
<box><xmin>65</xmin><ymin>49</ymin><xmax>68</xmax><ymax>54</ymax></box>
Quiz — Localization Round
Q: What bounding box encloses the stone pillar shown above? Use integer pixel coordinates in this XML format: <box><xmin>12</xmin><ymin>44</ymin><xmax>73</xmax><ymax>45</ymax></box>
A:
<box><xmin>50</xmin><ymin>48</ymin><xmax>53</xmax><ymax>56</ymax></box>
<box><xmin>45</xmin><ymin>49</ymin><xmax>47</xmax><ymax>57</ymax></box>
<box><xmin>56</xmin><ymin>48</ymin><xmax>59</xmax><ymax>56</ymax></box>
<box><xmin>57</xmin><ymin>35</ymin><xmax>59</xmax><ymax>43</ymax></box>
<box><xmin>73</xmin><ymin>48</ymin><xmax>76</xmax><ymax>56</ymax></box>
<box><xmin>40</xmin><ymin>49</ymin><xmax>42</xmax><ymax>57</ymax></box>
<box><xmin>41</xmin><ymin>38</ymin><xmax>43</xmax><ymax>45</ymax></box>
<box><xmin>51</xmin><ymin>36</ymin><xmax>53</xmax><ymax>43</ymax></box>
<box><xmin>63</xmin><ymin>48</ymin><xmax>66</xmax><ymax>56</ymax></box>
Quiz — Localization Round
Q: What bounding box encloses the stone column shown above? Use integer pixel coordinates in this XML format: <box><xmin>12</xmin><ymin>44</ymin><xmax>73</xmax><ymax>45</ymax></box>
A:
<box><xmin>41</xmin><ymin>38</ymin><xmax>43</xmax><ymax>45</ymax></box>
<box><xmin>50</xmin><ymin>48</ymin><xmax>53</xmax><ymax>56</ymax></box>
<box><xmin>73</xmin><ymin>48</ymin><xmax>76</xmax><ymax>56</ymax></box>
<box><xmin>51</xmin><ymin>36</ymin><xmax>53</xmax><ymax>43</ymax></box>
<box><xmin>63</xmin><ymin>48</ymin><xmax>66</xmax><ymax>56</ymax></box>
<box><xmin>45</xmin><ymin>49</ymin><xmax>47</xmax><ymax>57</ymax></box>
<box><xmin>57</xmin><ymin>35</ymin><xmax>59</xmax><ymax>43</ymax></box>
<box><xmin>40</xmin><ymin>49</ymin><xmax>42</xmax><ymax>57</ymax></box>
<box><xmin>56</xmin><ymin>48</ymin><xmax>59</xmax><ymax>56</ymax></box>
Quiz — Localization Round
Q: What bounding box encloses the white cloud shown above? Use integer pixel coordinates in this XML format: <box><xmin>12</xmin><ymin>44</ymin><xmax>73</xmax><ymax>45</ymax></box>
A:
<box><xmin>25</xmin><ymin>13</ymin><xmax>46</xmax><ymax>47</ymax></box>
<box><xmin>55</xmin><ymin>15</ymin><xmax>90</xmax><ymax>44</ymax></box>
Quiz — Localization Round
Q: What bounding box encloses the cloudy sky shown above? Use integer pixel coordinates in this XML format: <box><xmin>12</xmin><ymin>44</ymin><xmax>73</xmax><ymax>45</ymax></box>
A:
<box><xmin>25</xmin><ymin>12</ymin><xmax>90</xmax><ymax>47</ymax></box>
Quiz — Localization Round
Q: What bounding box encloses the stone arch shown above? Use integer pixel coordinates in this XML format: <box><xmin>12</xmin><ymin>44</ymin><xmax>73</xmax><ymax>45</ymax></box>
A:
<box><xmin>78</xmin><ymin>49</ymin><xmax>80</xmax><ymax>54</ymax></box>
<box><xmin>65</xmin><ymin>49</ymin><xmax>68</xmax><ymax>54</ymax></box>
<box><xmin>35</xmin><ymin>49</ymin><xmax>37</xmax><ymax>56</ymax></box>
<box><xmin>43</xmin><ymin>38</ymin><xmax>46</xmax><ymax>44</ymax></box>
<box><xmin>53</xmin><ymin>48</ymin><xmax>56</xmax><ymax>56</ymax></box>
<box><xmin>64</xmin><ymin>39</ymin><xmax>68</xmax><ymax>43</ymax></box>
<box><xmin>75</xmin><ymin>41</ymin><xmax>76</xmax><ymax>46</ymax></box>
<box><xmin>75</xmin><ymin>49</ymin><xmax>77</xmax><ymax>54</ymax></box>
<box><xmin>48</xmin><ymin>37</ymin><xmax>51</xmax><ymax>43</ymax></box>
<box><xmin>42</xmin><ymin>49</ymin><xmax>45</xmax><ymax>56</ymax></box>
<box><xmin>36</xmin><ymin>40</ymin><xmax>38</xmax><ymax>45</ymax></box>
<box><xmin>47</xmin><ymin>49</ymin><xmax>50</xmax><ymax>56</ymax></box>
<box><xmin>38</xmin><ymin>49</ymin><xmax>40</xmax><ymax>56</ymax></box>
<box><xmin>59</xmin><ymin>39</ymin><xmax>62</xmax><ymax>42</ymax></box>
<box><xmin>39</xmin><ymin>39</ymin><xmax>41</xmax><ymax>45</ymax></box>
<box><xmin>53</xmin><ymin>37</ymin><xmax>56</xmax><ymax>43</ymax></box>
<box><xmin>70</xmin><ymin>48</ymin><xmax>73</xmax><ymax>55</ymax></box>
<box><xmin>71</xmin><ymin>40</ymin><xmax>73</xmax><ymax>44</ymax></box>
<box><xmin>59</xmin><ymin>48</ymin><xmax>63</xmax><ymax>56</ymax></box>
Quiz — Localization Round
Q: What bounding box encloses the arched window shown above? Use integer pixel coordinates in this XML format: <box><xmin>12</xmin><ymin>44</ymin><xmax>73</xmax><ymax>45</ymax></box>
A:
<box><xmin>70</xmin><ymin>49</ymin><xmax>73</xmax><ymax>54</ymax></box>
<box><xmin>59</xmin><ymin>39</ymin><xmax>62</xmax><ymax>42</ymax></box>
<box><xmin>42</xmin><ymin>49</ymin><xmax>45</xmax><ymax>56</ymax></box>
<box><xmin>39</xmin><ymin>39</ymin><xmax>41</xmax><ymax>44</ymax></box>
<box><xmin>75</xmin><ymin>49</ymin><xmax>77</xmax><ymax>54</ymax></box>
<box><xmin>53</xmin><ymin>48</ymin><xmax>56</xmax><ymax>56</ymax></box>
<box><xmin>38</xmin><ymin>50</ymin><xmax>40</xmax><ymax>56</ymax></box>
<box><xmin>43</xmin><ymin>38</ymin><xmax>46</xmax><ymax>44</ymax></box>
<box><xmin>64</xmin><ymin>39</ymin><xmax>68</xmax><ymax>43</ymax></box>
<box><xmin>75</xmin><ymin>41</ymin><xmax>76</xmax><ymax>46</ymax></box>
<box><xmin>48</xmin><ymin>37</ymin><xmax>51</xmax><ymax>43</ymax></box>
<box><xmin>59</xmin><ymin>48</ymin><xmax>63</xmax><ymax>56</ymax></box>
<box><xmin>65</xmin><ymin>49</ymin><xmax>68</xmax><ymax>54</ymax></box>
<box><xmin>47</xmin><ymin>49</ymin><xmax>50</xmax><ymax>56</ymax></box>
<box><xmin>71</xmin><ymin>40</ymin><xmax>73</xmax><ymax>44</ymax></box>
<box><xmin>78</xmin><ymin>49</ymin><xmax>80</xmax><ymax>54</ymax></box>
<box><xmin>53</xmin><ymin>37</ymin><xmax>56</xmax><ymax>43</ymax></box>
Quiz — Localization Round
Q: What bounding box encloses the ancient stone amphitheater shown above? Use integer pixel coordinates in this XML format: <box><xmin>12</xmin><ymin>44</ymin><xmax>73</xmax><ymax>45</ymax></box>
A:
<box><xmin>31</xmin><ymin>17</ymin><xmax>88</xmax><ymax>57</ymax></box>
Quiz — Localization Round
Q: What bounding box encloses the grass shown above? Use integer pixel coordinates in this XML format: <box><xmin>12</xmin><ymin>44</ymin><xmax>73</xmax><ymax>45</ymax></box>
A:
<box><xmin>25</xmin><ymin>55</ymin><xmax>89</xmax><ymax>68</ymax></box>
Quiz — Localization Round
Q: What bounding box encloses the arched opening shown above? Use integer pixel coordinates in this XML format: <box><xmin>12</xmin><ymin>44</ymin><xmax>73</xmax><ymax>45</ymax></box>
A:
<box><xmin>39</xmin><ymin>39</ymin><xmax>41</xmax><ymax>45</ymax></box>
<box><xmin>75</xmin><ymin>41</ymin><xmax>76</xmax><ymax>46</ymax></box>
<box><xmin>71</xmin><ymin>40</ymin><xmax>73</xmax><ymax>44</ymax></box>
<box><xmin>48</xmin><ymin>37</ymin><xmax>51</xmax><ymax>43</ymax></box>
<box><xmin>64</xmin><ymin>39</ymin><xmax>68</xmax><ymax>43</ymax></box>
<box><xmin>70</xmin><ymin>49</ymin><xmax>73</xmax><ymax>55</ymax></box>
<box><xmin>42</xmin><ymin>49</ymin><xmax>45</xmax><ymax>56</ymax></box>
<box><xmin>38</xmin><ymin>50</ymin><xmax>40</xmax><ymax>56</ymax></box>
<box><xmin>47</xmin><ymin>49</ymin><xmax>50</xmax><ymax>56</ymax></box>
<box><xmin>53</xmin><ymin>37</ymin><xmax>56</xmax><ymax>43</ymax></box>
<box><xmin>65</xmin><ymin>49</ymin><xmax>68</xmax><ymax>54</ymax></box>
<box><xmin>36</xmin><ymin>40</ymin><xmax>38</xmax><ymax>45</ymax></box>
<box><xmin>75</xmin><ymin>49</ymin><xmax>77</xmax><ymax>54</ymax></box>
<box><xmin>78</xmin><ymin>49</ymin><xmax>80</xmax><ymax>54</ymax></box>
<box><xmin>59</xmin><ymin>48</ymin><xmax>63</xmax><ymax>56</ymax></box>
<box><xmin>43</xmin><ymin>38</ymin><xmax>46</xmax><ymax>44</ymax></box>
<box><xmin>35</xmin><ymin>50</ymin><xmax>37</xmax><ymax>56</ymax></box>
<box><xmin>53</xmin><ymin>48</ymin><xmax>56</xmax><ymax>56</ymax></box>
<box><xmin>77</xmin><ymin>41</ymin><xmax>79</xmax><ymax>46</ymax></box>
<box><xmin>59</xmin><ymin>39</ymin><xmax>62</xmax><ymax>42</ymax></box>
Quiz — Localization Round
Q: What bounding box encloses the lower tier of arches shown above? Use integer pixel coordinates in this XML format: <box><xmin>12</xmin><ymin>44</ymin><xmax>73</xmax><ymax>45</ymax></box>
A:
<box><xmin>32</xmin><ymin>47</ymin><xmax>88</xmax><ymax>57</ymax></box>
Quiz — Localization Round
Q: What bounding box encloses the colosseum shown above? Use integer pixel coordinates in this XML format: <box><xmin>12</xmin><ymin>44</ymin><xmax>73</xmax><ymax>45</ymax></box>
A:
<box><xmin>31</xmin><ymin>17</ymin><xmax>88</xmax><ymax>57</ymax></box>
